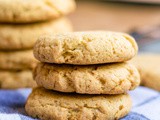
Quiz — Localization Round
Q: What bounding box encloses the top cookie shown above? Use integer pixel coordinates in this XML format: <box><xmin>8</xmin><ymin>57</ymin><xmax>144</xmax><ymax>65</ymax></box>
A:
<box><xmin>34</xmin><ymin>31</ymin><xmax>138</xmax><ymax>64</ymax></box>
<box><xmin>0</xmin><ymin>0</ymin><xmax>76</xmax><ymax>23</ymax></box>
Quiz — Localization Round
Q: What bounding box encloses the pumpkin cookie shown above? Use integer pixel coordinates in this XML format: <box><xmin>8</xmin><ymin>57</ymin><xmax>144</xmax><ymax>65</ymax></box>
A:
<box><xmin>0</xmin><ymin>18</ymin><xmax>72</xmax><ymax>50</ymax></box>
<box><xmin>0</xmin><ymin>70</ymin><xmax>36</xmax><ymax>89</ymax></box>
<box><xmin>34</xmin><ymin>62</ymin><xmax>140</xmax><ymax>94</ymax></box>
<box><xmin>34</xmin><ymin>31</ymin><xmax>138</xmax><ymax>64</ymax></box>
<box><xmin>0</xmin><ymin>50</ymin><xmax>38</xmax><ymax>70</ymax></box>
<box><xmin>131</xmin><ymin>54</ymin><xmax>160</xmax><ymax>91</ymax></box>
<box><xmin>0</xmin><ymin>0</ymin><xmax>76</xmax><ymax>23</ymax></box>
<box><xmin>25</xmin><ymin>87</ymin><xmax>132</xmax><ymax>120</ymax></box>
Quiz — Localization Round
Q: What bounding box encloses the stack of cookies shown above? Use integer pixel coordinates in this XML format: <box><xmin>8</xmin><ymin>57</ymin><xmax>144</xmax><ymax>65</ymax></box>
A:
<box><xmin>26</xmin><ymin>32</ymin><xmax>140</xmax><ymax>120</ymax></box>
<box><xmin>0</xmin><ymin>0</ymin><xmax>76</xmax><ymax>89</ymax></box>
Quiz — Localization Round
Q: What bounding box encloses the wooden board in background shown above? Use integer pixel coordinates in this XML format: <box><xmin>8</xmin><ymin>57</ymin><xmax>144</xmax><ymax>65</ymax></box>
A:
<box><xmin>68</xmin><ymin>1</ymin><xmax>160</xmax><ymax>32</ymax></box>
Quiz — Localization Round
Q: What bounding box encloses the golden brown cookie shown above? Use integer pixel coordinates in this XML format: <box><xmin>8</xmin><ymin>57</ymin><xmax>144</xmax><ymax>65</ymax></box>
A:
<box><xmin>34</xmin><ymin>31</ymin><xmax>138</xmax><ymax>64</ymax></box>
<box><xmin>0</xmin><ymin>18</ymin><xmax>73</xmax><ymax>50</ymax></box>
<box><xmin>131</xmin><ymin>54</ymin><xmax>160</xmax><ymax>91</ymax></box>
<box><xmin>0</xmin><ymin>0</ymin><xmax>76</xmax><ymax>23</ymax></box>
<box><xmin>0</xmin><ymin>70</ymin><xmax>36</xmax><ymax>89</ymax></box>
<box><xmin>34</xmin><ymin>62</ymin><xmax>140</xmax><ymax>94</ymax></box>
<box><xmin>25</xmin><ymin>87</ymin><xmax>132</xmax><ymax>120</ymax></box>
<box><xmin>0</xmin><ymin>50</ymin><xmax>38</xmax><ymax>70</ymax></box>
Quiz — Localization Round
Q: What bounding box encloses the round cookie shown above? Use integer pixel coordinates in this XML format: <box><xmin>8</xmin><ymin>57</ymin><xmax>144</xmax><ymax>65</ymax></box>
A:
<box><xmin>34</xmin><ymin>62</ymin><xmax>140</xmax><ymax>94</ymax></box>
<box><xmin>131</xmin><ymin>54</ymin><xmax>160</xmax><ymax>91</ymax></box>
<box><xmin>0</xmin><ymin>0</ymin><xmax>76</xmax><ymax>23</ymax></box>
<box><xmin>25</xmin><ymin>87</ymin><xmax>132</xmax><ymax>120</ymax></box>
<box><xmin>0</xmin><ymin>70</ymin><xmax>36</xmax><ymax>89</ymax></box>
<box><xmin>0</xmin><ymin>18</ymin><xmax>73</xmax><ymax>50</ymax></box>
<box><xmin>34</xmin><ymin>31</ymin><xmax>138</xmax><ymax>64</ymax></box>
<box><xmin>0</xmin><ymin>50</ymin><xmax>38</xmax><ymax>70</ymax></box>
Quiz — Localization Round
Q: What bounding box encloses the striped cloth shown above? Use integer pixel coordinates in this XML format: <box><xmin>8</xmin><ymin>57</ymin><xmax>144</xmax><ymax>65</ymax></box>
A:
<box><xmin>0</xmin><ymin>86</ymin><xmax>159</xmax><ymax>120</ymax></box>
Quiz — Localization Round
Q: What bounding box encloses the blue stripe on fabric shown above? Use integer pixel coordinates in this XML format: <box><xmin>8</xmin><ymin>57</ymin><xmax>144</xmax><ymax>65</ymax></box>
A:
<box><xmin>121</xmin><ymin>112</ymin><xmax>150</xmax><ymax>120</ymax></box>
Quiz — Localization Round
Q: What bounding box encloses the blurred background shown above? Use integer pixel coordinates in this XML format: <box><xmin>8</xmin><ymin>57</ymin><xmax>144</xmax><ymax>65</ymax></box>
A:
<box><xmin>69</xmin><ymin>0</ymin><xmax>160</xmax><ymax>53</ymax></box>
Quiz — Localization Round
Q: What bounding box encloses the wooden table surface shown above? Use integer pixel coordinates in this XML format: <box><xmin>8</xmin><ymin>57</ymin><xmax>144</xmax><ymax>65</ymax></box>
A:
<box><xmin>68</xmin><ymin>0</ymin><xmax>160</xmax><ymax>33</ymax></box>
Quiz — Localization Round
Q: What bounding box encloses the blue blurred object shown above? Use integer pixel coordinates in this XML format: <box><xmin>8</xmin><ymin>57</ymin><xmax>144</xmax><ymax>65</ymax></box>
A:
<box><xmin>130</xmin><ymin>25</ymin><xmax>160</xmax><ymax>53</ymax></box>
<box><xmin>139</xmin><ymin>40</ymin><xmax>160</xmax><ymax>53</ymax></box>
<box><xmin>0</xmin><ymin>87</ymin><xmax>160</xmax><ymax>120</ymax></box>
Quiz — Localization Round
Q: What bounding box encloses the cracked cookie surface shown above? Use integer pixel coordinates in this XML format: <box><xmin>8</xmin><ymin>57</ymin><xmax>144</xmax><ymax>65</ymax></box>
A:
<box><xmin>34</xmin><ymin>62</ymin><xmax>140</xmax><ymax>94</ymax></box>
<box><xmin>0</xmin><ymin>18</ymin><xmax>72</xmax><ymax>50</ymax></box>
<box><xmin>34</xmin><ymin>31</ymin><xmax>138</xmax><ymax>64</ymax></box>
<box><xmin>0</xmin><ymin>0</ymin><xmax>76</xmax><ymax>23</ymax></box>
<box><xmin>0</xmin><ymin>70</ymin><xmax>36</xmax><ymax>89</ymax></box>
<box><xmin>0</xmin><ymin>50</ymin><xmax>38</xmax><ymax>70</ymax></box>
<box><xmin>25</xmin><ymin>87</ymin><xmax>132</xmax><ymax>120</ymax></box>
<box><xmin>131</xmin><ymin>54</ymin><xmax>160</xmax><ymax>91</ymax></box>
